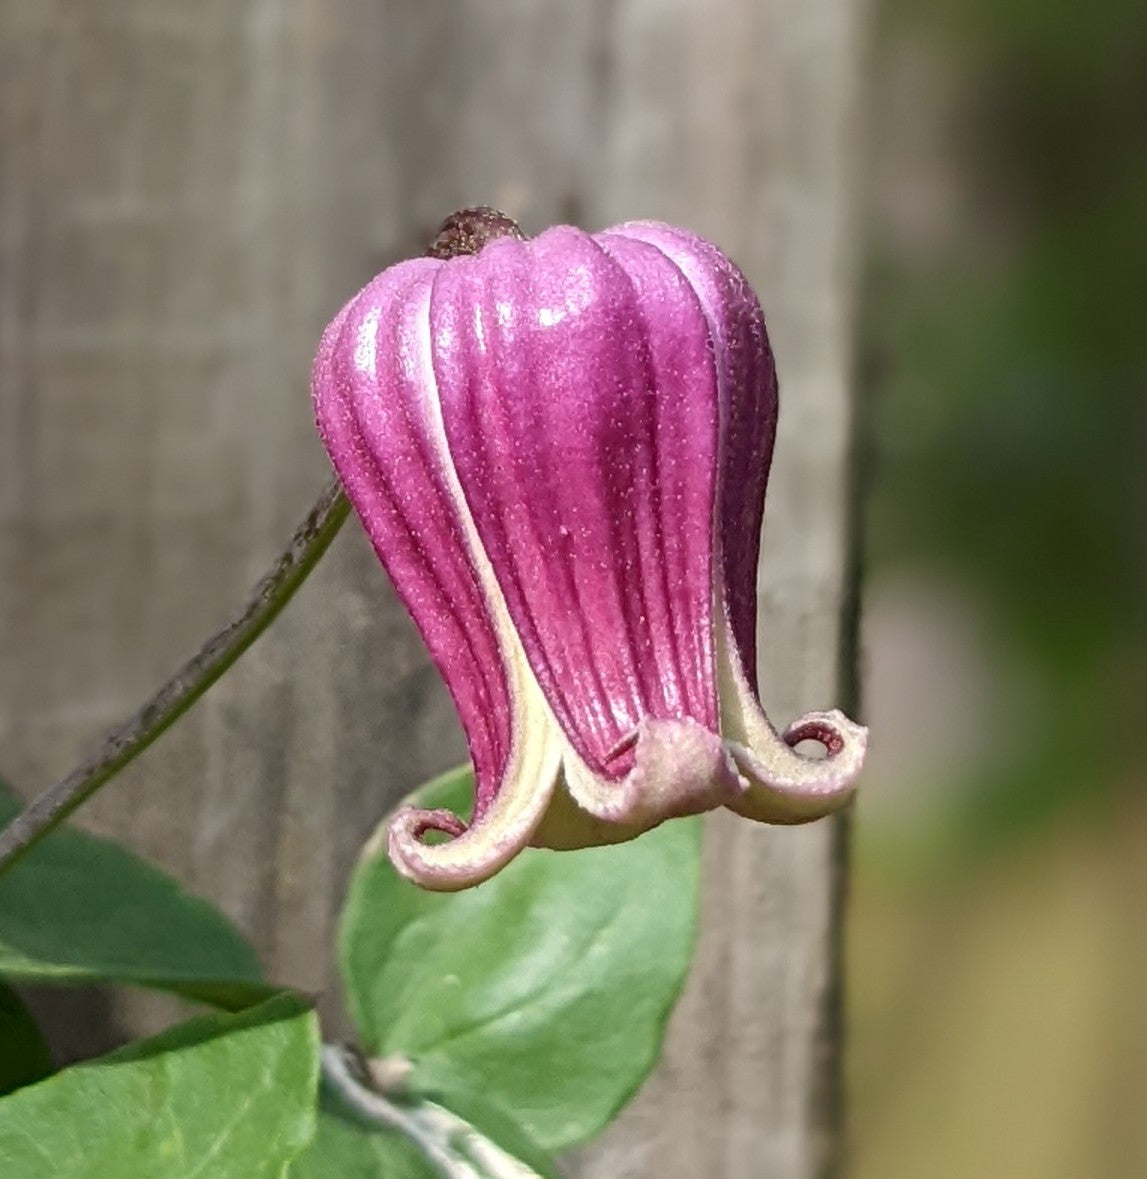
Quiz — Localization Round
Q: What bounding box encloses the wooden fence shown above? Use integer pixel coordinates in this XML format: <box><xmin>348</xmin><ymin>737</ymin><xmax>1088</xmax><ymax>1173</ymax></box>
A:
<box><xmin>0</xmin><ymin>3</ymin><xmax>865</xmax><ymax>1175</ymax></box>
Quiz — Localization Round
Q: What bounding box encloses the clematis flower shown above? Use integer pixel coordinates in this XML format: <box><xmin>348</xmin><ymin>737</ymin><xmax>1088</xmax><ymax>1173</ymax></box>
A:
<box><xmin>312</xmin><ymin>209</ymin><xmax>866</xmax><ymax>891</ymax></box>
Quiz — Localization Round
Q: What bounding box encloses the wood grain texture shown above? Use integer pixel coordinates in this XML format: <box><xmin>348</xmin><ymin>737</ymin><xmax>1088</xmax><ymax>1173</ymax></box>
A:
<box><xmin>0</xmin><ymin>2</ymin><xmax>865</xmax><ymax>1175</ymax></box>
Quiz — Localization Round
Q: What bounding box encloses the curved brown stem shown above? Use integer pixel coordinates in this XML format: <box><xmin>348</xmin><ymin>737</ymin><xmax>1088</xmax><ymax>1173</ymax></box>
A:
<box><xmin>0</xmin><ymin>478</ymin><xmax>350</xmax><ymax>875</ymax></box>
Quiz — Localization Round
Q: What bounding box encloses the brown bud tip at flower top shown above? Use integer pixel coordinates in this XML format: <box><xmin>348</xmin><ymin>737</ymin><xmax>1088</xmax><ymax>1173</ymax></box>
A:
<box><xmin>427</xmin><ymin>207</ymin><xmax>527</xmax><ymax>260</ymax></box>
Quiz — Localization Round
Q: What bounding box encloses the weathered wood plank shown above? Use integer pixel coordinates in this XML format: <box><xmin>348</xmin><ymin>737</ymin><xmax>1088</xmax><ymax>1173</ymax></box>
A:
<box><xmin>0</xmin><ymin>2</ymin><xmax>864</xmax><ymax>1175</ymax></box>
<box><xmin>570</xmin><ymin>5</ymin><xmax>865</xmax><ymax>1175</ymax></box>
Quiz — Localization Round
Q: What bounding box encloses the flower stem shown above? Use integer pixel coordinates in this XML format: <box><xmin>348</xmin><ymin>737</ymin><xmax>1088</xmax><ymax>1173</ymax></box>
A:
<box><xmin>320</xmin><ymin>1044</ymin><xmax>474</xmax><ymax>1179</ymax></box>
<box><xmin>0</xmin><ymin>479</ymin><xmax>350</xmax><ymax>876</ymax></box>
<box><xmin>320</xmin><ymin>1044</ymin><xmax>536</xmax><ymax>1179</ymax></box>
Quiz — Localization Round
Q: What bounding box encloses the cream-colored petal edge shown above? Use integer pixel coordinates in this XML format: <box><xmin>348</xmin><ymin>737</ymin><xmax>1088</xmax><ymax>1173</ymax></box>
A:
<box><xmin>385</xmin><ymin>297</ymin><xmax>565</xmax><ymax>891</ymax></box>
<box><xmin>388</xmin><ymin>640</ymin><xmax>564</xmax><ymax>890</ymax></box>
<box><xmin>716</xmin><ymin>608</ymin><xmax>866</xmax><ymax>823</ymax></box>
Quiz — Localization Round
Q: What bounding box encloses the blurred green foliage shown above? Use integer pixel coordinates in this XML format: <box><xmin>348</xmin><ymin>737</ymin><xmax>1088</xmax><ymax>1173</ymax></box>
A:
<box><xmin>865</xmin><ymin>0</ymin><xmax>1147</xmax><ymax>848</ymax></box>
<box><xmin>852</xmin><ymin>9</ymin><xmax>1147</xmax><ymax>1176</ymax></box>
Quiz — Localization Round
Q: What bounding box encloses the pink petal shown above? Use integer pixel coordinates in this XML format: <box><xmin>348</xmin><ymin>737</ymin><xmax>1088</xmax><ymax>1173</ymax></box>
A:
<box><xmin>313</xmin><ymin>260</ymin><xmax>561</xmax><ymax>886</ymax></box>
<box><xmin>619</xmin><ymin>224</ymin><xmax>866</xmax><ymax>817</ymax></box>
<box><xmin>612</xmin><ymin>222</ymin><xmax>777</xmax><ymax>693</ymax></box>
<box><xmin>428</xmin><ymin>227</ymin><xmax>723</xmax><ymax>788</ymax></box>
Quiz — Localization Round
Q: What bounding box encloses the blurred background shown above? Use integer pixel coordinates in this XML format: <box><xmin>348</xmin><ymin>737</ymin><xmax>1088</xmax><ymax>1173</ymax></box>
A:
<box><xmin>850</xmin><ymin>0</ymin><xmax>1147</xmax><ymax>1175</ymax></box>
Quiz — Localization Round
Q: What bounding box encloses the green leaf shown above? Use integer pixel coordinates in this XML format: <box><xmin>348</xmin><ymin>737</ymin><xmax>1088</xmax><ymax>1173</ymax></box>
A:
<box><xmin>293</xmin><ymin>1065</ymin><xmax>558</xmax><ymax>1179</ymax></box>
<box><xmin>0</xmin><ymin>983</ymin><xmax>53</xmax><ymax>1095</ymax></box>
<box><xmin>0</xmin><ymin>992</ymin><xmax>319</xmax><ymax>1178</ymax></box>
<box><xmin>340</xmin><ymin>765</ymin><xmax>703</xmax><ymax>1152</ymax></box>
<box><xmin>0</xmin><ymin>781</ymin><xmax>270</xmax><ymax>1009</ymax></box>
<box><xmin>292</xmin><ymin>1104</ymin><xmax>438</xmax><ymax>1179</ymax></box>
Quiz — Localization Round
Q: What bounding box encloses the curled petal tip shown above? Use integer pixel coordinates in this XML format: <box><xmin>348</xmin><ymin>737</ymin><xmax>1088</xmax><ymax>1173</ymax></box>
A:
<box><xmin>728</xmin><ymin>708</ymin><xmax>867</xmax><ymax>825</ymax></box>
<box><xmin>387</xmin><ymin>805</ymin><xmax>529</xmax><ymax>892</ymax></box>
<box><xmin>783</xmin><ymin>708</ymin><xmax>868</xmax><ymax>769</ymax></box>
<box><xmin>387</xmin><ymin>725</ymin><xmax>563</xmax><ymax>891</ymax></box>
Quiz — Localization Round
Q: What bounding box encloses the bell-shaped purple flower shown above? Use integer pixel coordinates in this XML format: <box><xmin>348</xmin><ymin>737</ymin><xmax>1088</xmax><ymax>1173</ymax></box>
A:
<box><xmin>312</xmin><ymin>215</ymin><xmax>866</xmax><ymax>890</ymax></box>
